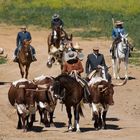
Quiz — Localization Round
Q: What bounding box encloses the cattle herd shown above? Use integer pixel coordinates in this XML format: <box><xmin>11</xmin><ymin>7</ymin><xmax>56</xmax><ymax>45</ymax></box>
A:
<box><xmin>7</xmin><ymin>70</ymin><xmax>127</xmax><ymax>132</ymax></box>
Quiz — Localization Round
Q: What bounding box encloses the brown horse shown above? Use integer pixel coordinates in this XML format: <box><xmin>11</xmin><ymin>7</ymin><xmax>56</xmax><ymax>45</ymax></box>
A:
<box><xmin>51</xmin><ymin>73</ymin><xmax>84</xmax><ymax>132</ymax></box>
<box><xmin>18</xmin><ymin>40</ymin><xmax>33</xmax><ymax>79</ymax></box>
<box><xmin>8</xmin><ymin>80</ymin><xmax>37</xmax><ymax>132</ymax></box>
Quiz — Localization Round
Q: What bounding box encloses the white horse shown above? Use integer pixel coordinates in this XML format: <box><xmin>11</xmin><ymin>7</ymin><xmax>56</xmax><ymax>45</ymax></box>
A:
<box><xmin>112</xmin><ymin>33</ymin><xmax>130</xmax><ymax>79</ymax></box>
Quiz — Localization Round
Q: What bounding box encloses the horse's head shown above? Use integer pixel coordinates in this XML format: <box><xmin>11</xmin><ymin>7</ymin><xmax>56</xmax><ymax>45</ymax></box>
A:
<box><xmin>120</xmin><ymin>33</ymin><xmax>128</xmax><ymax>47</ymax></box>
<box><xmin>60</xmin><ymin>34</ymin><xmax>73</xmax><ymax>51</ymax></box>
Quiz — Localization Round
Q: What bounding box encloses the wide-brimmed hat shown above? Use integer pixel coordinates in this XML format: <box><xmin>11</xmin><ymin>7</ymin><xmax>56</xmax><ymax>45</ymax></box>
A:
<box><xmin>115</xmin><ymin>20</ymin><xmax>124</xmax><ymax>25</ymax></box>
<box><xmin>93</xmin><ymin>46</ymin><xmax>99</xmax><ymax>51</ymax></box>
<box><xmin>52</xmin><ymin>14</ymin><xmax>59</xmax><ymax>19</ymax></box>
<box><xmin>65</xmin><ymin>51</ymin><xmax>77</xmax><ymax>61</ymax></box>
<box><xmin>20</xmin><ymin>25</ymin><xmax>27</xmax><ymax>29</ymax></box>
<box><xmin>73</xmin><ymin>42</ymin><xmax>83</xmax><ymax>50</ymax></box>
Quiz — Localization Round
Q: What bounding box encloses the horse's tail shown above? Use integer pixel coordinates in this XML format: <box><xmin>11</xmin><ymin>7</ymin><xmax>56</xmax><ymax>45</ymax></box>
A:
<box><xmin>78</xmin><ymin>100</ymin><xmax>84</xmax><ymax>117</ymax></box>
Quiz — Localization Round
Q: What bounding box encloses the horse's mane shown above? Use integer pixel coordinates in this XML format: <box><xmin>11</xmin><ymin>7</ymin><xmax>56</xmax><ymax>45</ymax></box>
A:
<box><xmin>55</xmin><ymin>73</ymin><xmax>77</xmax><ymax>83</ymax></box>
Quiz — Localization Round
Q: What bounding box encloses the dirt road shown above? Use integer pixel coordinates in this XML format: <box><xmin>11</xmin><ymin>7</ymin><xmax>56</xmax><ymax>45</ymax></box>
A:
<box><xmin>0</xmin><ymin>24</ymin><xmax>140</xmax><ymax>140</ymax></box>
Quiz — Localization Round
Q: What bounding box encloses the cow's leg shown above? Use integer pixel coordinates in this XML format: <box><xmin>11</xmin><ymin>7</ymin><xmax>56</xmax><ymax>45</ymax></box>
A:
<box><xmin>98</xmin><ymin>110</ymin><xmax>102</xmax><ymax>129</ymax></box>
<box><xmin>49</xmin><ymin>112</ymin><xmax>55</xmax><ymax>127</ymax></box>
<box><xmin>102</xmin><ymin>106</ymin><xmax>109</xmax><ymax>129</ymax></box>
<box><xmin>93</xmin><ymin>111</ymin><xmax>99</xmax><ymax>130</ymax></box>
<box><xmin>90</xmin><ymin>103</ymin><xmax>99</xmax><ymax>130</ymax></box>
<box><xmin>17</xmin><ymin>112</ymin><xmax>22</xmax><ymax>129</ymax></box>
<box><xmin>38</xmin><ymin>106</ymin><xmax>43</xmax><ymax>124</ymax></box>
<box><xmin>21</xmin><ymin>113</ymin><xmax>27</xmax><ymax>132</ymax></box>
<box><xmin>66</xmin><ymin>106</ymin><xmax>72</xmax><ymax>131</ymax></box>
<box><xmin>44</xmin><ymin>110</ymin><xmax>50</xmax><ymax>127</ymax></box>
<box><xmin>102</xmin><ymin>111</ymin><xmax>107</xmax><ymax>129</ymax></box>
<box><xmin>74</xmin><ymin>106</ymin><xmax>80</xmax><ymax>132</ymax></box>
<box><xmin>28</xmin><ymin>114</ymin><xmax>35</xmax><ymax>128</ymax></box>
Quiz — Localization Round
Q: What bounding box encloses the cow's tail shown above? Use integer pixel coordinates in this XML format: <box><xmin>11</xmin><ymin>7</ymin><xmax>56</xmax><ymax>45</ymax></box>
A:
<box><xmin>78</xmin><ymin>100</ymin><xmax>84</xmax><ymax>117</ymax></box>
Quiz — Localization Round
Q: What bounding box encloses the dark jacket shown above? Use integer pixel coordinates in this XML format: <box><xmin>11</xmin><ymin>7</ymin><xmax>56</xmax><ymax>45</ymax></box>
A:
<box><xmin>85</xmin><ymin>53</ymin><xmax>106</xmax><ymax>74</ymax></box>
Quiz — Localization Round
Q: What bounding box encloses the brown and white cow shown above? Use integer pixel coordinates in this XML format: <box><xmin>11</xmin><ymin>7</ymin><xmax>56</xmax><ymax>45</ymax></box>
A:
<box><xmin>33</xmin><ymin>75</ymin><xmax>57</xmax><ymax>127</ymax></box>
<box><xmin>8</xmin><ymin>79</ymin><xmax>37</xmax><ymax>132</ymax></box>
<box><xmin>89</xmin><ymin>78</ymin><xmax>127</xmax><ymax>130</ymax></box>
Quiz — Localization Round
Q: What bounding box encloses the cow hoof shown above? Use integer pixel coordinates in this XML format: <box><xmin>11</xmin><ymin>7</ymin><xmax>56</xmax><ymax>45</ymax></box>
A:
<box><xmin>50</xmin><ymin>123</ymin><xmax>55</xmax><ymax>127</ymax></box>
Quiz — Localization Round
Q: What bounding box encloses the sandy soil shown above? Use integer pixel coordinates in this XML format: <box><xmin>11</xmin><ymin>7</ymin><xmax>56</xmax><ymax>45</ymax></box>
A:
<box><xmin>0</xmin><ymin>24</ymin><xmax>140</xmax><ymax>140</ymax></box>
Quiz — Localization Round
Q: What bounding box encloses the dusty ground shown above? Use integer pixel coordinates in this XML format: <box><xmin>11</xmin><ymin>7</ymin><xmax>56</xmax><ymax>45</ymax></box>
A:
<box><xmin>0</xmin><ymin>24</ymin><xmax>140</xmax><ymax>140</ymax></box>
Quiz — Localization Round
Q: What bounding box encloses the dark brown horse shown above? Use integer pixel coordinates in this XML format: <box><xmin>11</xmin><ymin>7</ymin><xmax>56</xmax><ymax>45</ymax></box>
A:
<box><xmin>51</xmin><ymin>74</ymin><xmax>84</xmax><ymax>132</ymax></box>
<box><xmin>33</xmin><ymin>75</ymin><xmax>57</xmax><ymax>127</ymax></box>
<box><xmin>8</xmin><ymin>80</ymin><xmax>37</xmax><ymax>132</ymax></box>
<box><xmin>47</xmin><ymin>26</ymin><xmax>73</xmax><ymax>70</ymax></box>
<box><xmin>18</xmin><ymin>40</ymin><xmax>33</xmax><ymax>79</ymax></box>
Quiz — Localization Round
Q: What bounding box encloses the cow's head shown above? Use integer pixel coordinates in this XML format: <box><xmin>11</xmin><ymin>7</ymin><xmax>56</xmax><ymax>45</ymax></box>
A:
<box><xmin>96</xmin><ymin>81</ymin><xmax>114</xmax><ymax>106</ymax></box>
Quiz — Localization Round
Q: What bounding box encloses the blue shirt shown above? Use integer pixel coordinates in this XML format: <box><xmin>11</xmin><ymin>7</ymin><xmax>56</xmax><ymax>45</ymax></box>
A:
<box><xmin>112</xmin><ymin>27</ymin><xmax>125</xmax><ymax>39</ymax></box>
<box><xmin>16</xmin><ymin>31</ymin><xmax>31</xmax><ymax>46</ymax></box>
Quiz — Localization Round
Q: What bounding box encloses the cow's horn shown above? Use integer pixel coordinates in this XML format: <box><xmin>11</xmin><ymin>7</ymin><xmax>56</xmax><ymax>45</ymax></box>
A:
<box><xmin>38</xmin><ymin>84</ymin><xmax>49</xmax><ymax>89</ymax></box>
<box><xmin>19</xmin><ymin>85</ymin><xmax>26</xmax><ymax>88</ymax></box>
<box><xmin>113</xmin><ymin>78</ymin><xmax>127</xmax><ymax>87</ymax></box>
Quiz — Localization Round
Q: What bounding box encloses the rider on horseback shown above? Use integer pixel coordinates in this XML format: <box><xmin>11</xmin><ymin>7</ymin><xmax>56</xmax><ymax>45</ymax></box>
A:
<box><xmin>110</xmin><ymin>20</ymin><xmax>125</xmax><ymax>59</ymax></box>
<box><xmin>63</xmin><ymin>50</ymin><xmax>91</xmax><ymax>103</ymax></box>
<box><xmin>51</xmin><ymin>14</ymin><xmax>67</xmax><ymax>43</ymax></box>
<box><xmin>13</xmin><ymin>25</ymin><xmax>37</xmax><ymax>62</ymax></box>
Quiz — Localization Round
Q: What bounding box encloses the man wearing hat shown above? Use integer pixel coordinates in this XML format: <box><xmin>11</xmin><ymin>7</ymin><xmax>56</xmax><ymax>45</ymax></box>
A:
<box><xmin>62</xmin><ymin>50</ymin><xmax>84</xmax><ymax>75</ymax></box>
<box><xmin>110</xmin><ymin>20</ymin><xmax>126</xmax><ymax>58</ymax></box>
<box><xmin>13</xmin><ymin>25</ymin><xmax>36</xmax><ymax>62</ymax></box>
<box><xmin>86</xmin><ymin>47</ymin><xmax>107</xmax><ymax>75</ymax></box>
<box><xmin>51</xmin><ymin>14</ymin><xmax>66</xmax><ymax>42</ymax></box>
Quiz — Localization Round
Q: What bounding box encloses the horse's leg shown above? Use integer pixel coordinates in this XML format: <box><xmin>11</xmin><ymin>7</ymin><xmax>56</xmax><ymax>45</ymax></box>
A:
<box><xmin>47</xmin><ymin>54</ymin><xmax>53</xmax><ymax>68</ymax></box>
<box><xmin>25</xmin><ymin>64</ymin><xmax>30</xmax><ymax>79</ymax></box>
<box><xmin>116</xmin><ymin>59</ymin><xmax>121</xmax><ymax>79</ymax></box>
<box><xmin>124</xmin><ymin>57</ymin><xmax>128</xmax><ymax>79</ymax></box>
<box><xmin>66</xmin><ymin>106</ymin><xmax>72</xmax><ymax>131</ymax></box>
<box><xmin>112</xmin><ymin>59</ymin><xmax>117</xmax><ymax>79</ymax></box>
<box><xmin>49</xmin><ymin>112</ymin><xmax>55</xmax><ymax>127</ymax></box>
<box><xmin>18</xmin><ymin>63</ymin><xmax>24</xmax><ymax>78</ymax></box>
<box><xmin>74</xmin><ymin>105</ymin><xmax>80</xmax><ymax>132</ymax></box>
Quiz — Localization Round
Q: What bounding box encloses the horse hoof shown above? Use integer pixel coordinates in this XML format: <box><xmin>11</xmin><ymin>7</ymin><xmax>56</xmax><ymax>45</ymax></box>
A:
<box><xmin>46</xmin><ymin>62</ymin><xmax>52</xmax><ymax>68</ymax></box>
<box><xmin>76</xmin><ymin>129</ymin><xmax>81</xmax><ymax>133</ymax></box>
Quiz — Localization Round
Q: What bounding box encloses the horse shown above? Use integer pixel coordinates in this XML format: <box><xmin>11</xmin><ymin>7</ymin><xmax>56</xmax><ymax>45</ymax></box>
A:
<box><xmin>112</xmin><ymin>33</ymin><xmax>133</xmax><ymax>79</ymax></box>
<box><xmin>17</xmin><ymin>40</ymin><xmax>33</xmax><ymax>79</ymax></box>
<box><xmin>51</xmin><ymin>74</ymin><xmax>84</xmax><ymax>132</ymax></box>
<box><xmin>47</xmin><ymin>30</ymin><xmax>73</xmax><ymax>71</ymax></box>
<box><xmin>33</xmin><ymin>75</ymin><xmax>57</xmax><ymax>127</ymax></box>
<box><xmin>8</xmin><ymin>79</ymin><xmax>37</xmax><ymax>132</ymax></box>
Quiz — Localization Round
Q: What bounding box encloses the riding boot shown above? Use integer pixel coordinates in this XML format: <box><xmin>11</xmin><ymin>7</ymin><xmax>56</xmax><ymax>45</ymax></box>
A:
<box><xmin>13</xmin><ymin>48</ymin><xmax>19</xmax><ymax>62</ymax></box>
<box><xmin>32</xmin><ymin>55</ymin><xmax>37</xmax><ymax>61</ymax></box>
